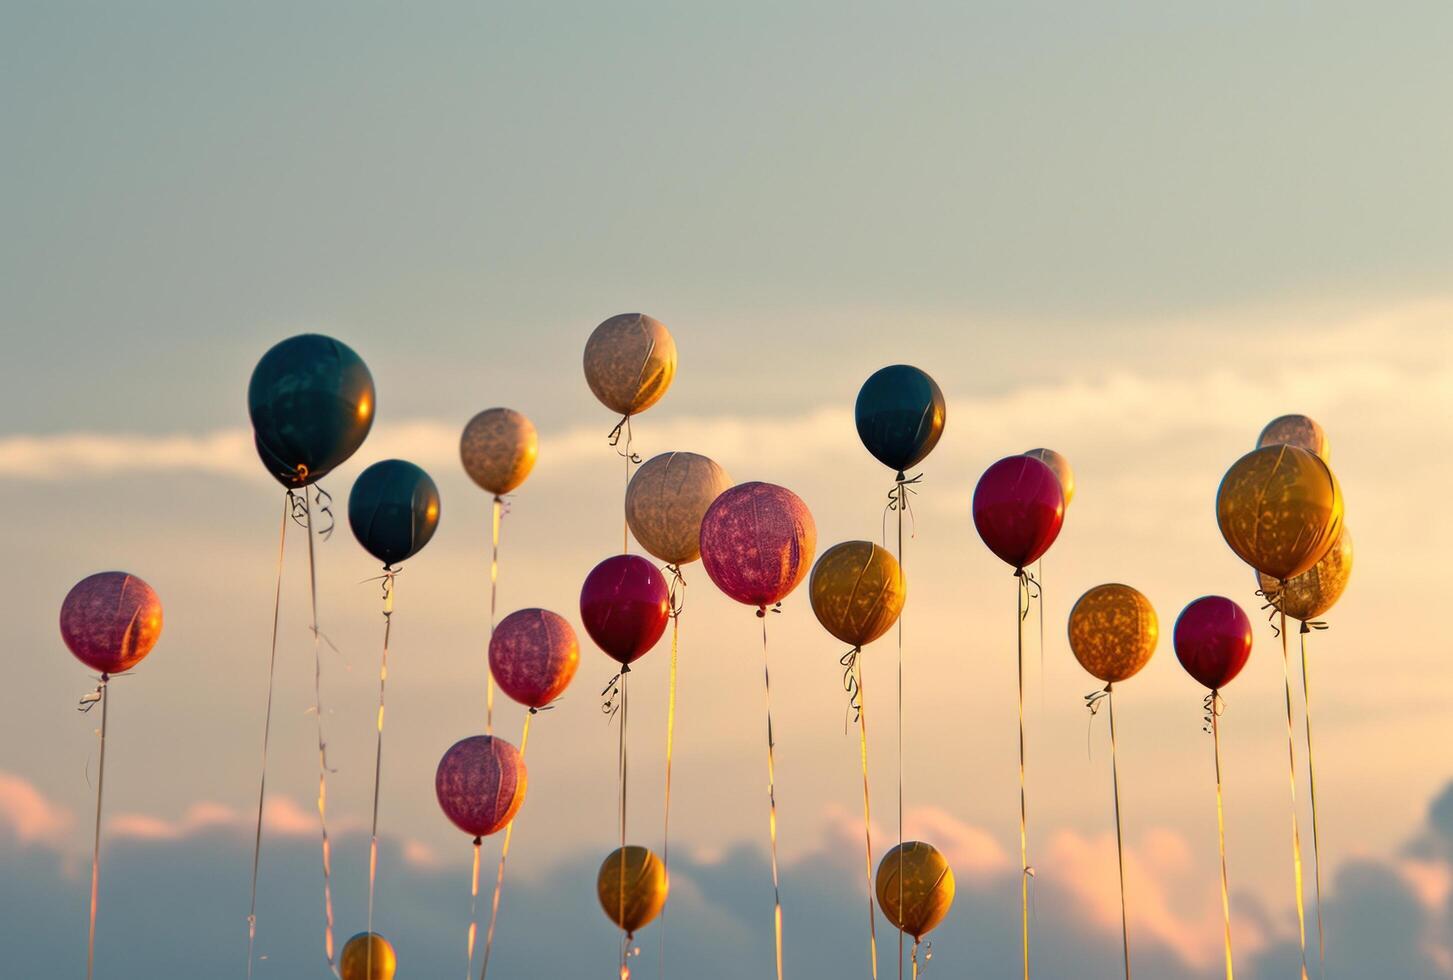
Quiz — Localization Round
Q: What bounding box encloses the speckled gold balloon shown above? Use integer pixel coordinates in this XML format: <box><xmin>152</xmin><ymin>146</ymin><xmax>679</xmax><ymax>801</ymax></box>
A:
<box><xmin>460</xmin><ymin>407</ymin><xmax>538</xmax><ymax>496</ymax></box>
<box><xmin>1259</xmin><ymin>526</ymin><xmax>1353</xmax><ymax>622</ymax></box>
<box><xmin>597</xmin><ymin>845</ymin><xmax>669</xmax><ymax>936</ymax></box>
<box><xmin>1258</xmin><ymin>414</ymin><xmax>1329</xmax><ymax>461</ymax></box>
<box><xmin>625</xmin><ymin>451</ymin><xmax>732</xmax><ymax>565</ymax></box>
<box><xmin>1068</xmin><ymin>584</ymin><xmax>1159</xmax><ymax>684</ymax></box>
<box><xmin>340</xmin><ymin>932</ymin><xmax>396</xmax><ymax>980</ymax></box>
<box><xmin>1024</xmin><ymin>448</ymin><xmax>1075</xmax><ymax>506</ymax></box>
<box><xmin>809</xmin><ymin>541</ymin><xmax>905</xmax><ymax>648</ymax></box>
<box><xmin>1216</xmin><ymin>445</ymin><xmax>1344</xmax><ymax>582</ymax></box>
<box><xmin>876</xmin><ymin>841</ymin><xmax>955</xmax><ymax>940</ymax></box>
<box><xmin>583</xmin><ymin>313</ymin><xmax>677</xmax><ymax>416</ymax></box>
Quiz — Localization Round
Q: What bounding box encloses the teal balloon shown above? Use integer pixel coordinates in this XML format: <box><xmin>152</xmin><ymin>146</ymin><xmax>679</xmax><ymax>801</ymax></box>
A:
<box><xmin>854</xmin><ymin>365</ymin><xmax>946</xmax><ymax>476</ymax></box>
<box><xmin>248</xmin><ymin>334</ymin><xmax>375</xmax><ymax>487</ymax></box>
<box><xmin>348</xmin><ymin>460</ymin><xmax>440</xmax><ymax>566</ymax></box>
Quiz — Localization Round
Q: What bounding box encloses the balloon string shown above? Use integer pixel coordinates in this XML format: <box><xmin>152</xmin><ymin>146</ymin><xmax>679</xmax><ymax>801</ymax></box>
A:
<box><xmin>1278</xmin><ymin>606</ymin><xmax>1311</xmax><ymax>980</ymax></box>
<box><xmin>760</xmin><ymin>611</ymin><xmax>786</xmax><ymax>980</ymax></box>
<box><xmin>1209</xmin><ymin>693</ymin><xmax>1235</xmax><ymax>980</ymax></box>
<box><xmin>1107</xmin><ymin>686</ymin><xmax>1132</xmax><ymax>980</ymax></box>
<box><xmin>366</xmin><ymin>567</ymin><xmax>396</xmax><ymax>980</ymax></box>
<box><xmin>465</xmin><ymin>836</ymin><xmax>482</xmax><ymax>980</ymax></box>
<box><xmin>660</xmin><ymin>577</ymin><xmax>682</xmax><ymax>980</ymax></box>
<box><xmin>247</xmin><ymin>491</ymin><xmax>290</xmax><ymax>979</ymax></box>
<box><xmin>911</xmin><ymin>940</ymin><xmax>920</xmax><ymax>980</ymax></box>
<box><xmin>304</xmin><ymin>492</ymin><xmax>340</xmax><ymax>977</ymax></box>
<box><xmin>855</xmin><ymin>652</ymin><xmax>880</xmax><ymax>979</ymax></box>
<box><xmin>1015</xmin><ymin>568</ymin><xmax>1033</xmax><ymax>980</ymax></box>
<box><xmin>487</xmin><ymin>495</ymin><xmax>502</xmax><ymax>734</ymax></box>
<box><xmin>611</xmin><ymin>414</ymin><xmax>640</xmax><ymax>555</ymax></box>
<box><xmin>895</xmin><ymin>480</ymin><xmax>906</xmax><ymax>980</ymax></box>
<box><xmin>480</xmin><ymin>711</ymin><xmax>533</xmax><ymax>980</ymax></box>
<box><xmin>85</xmin><ymin>675</ymin><xmax>110</xmax><ymax>980</ymax></box>
<box><xmin>1300</xmin><ymin>625</ymin><xmax>1326</xmax><ymax>978</ymax></box>
<box><xmin>618</xmin><ymin>666</ymin><xmax>632</xmax><ymax>970</ymax></box>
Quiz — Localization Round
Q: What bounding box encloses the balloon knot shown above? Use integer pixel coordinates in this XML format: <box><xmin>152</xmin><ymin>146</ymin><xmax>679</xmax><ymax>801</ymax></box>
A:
<box><xmin>472</xmin><ymin>836</ymin><xmax>482</xmax><ymax>846</ymax></box>
<box><xmin>756</xmin><ymin>606</ymin><xmax>766</xmax><ymax>618</ymax></box>
<box><xmin>895</xmin><ymin>470</ymin><xmax>907</xmax><ymax>482</ymax></box>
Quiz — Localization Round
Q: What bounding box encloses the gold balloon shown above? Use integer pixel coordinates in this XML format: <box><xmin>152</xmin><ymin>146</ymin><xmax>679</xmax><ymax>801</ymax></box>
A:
<box><xmin>340</xmin><ymin>932</ymin><xmax>396</xmax><ymax>980</ymax></box>
<box><xmin>809</xmin><ymin>541</ymin><xmax>906</xmax><ymax>648</ymax></box>
<box><xmin>625</xmin><ymin>451</ymin><xmax>732</xmax><ymax>565</ymax></box>
<box><xmin>583</xmin><ymin>313</ymin><xmax>677</xmax><ymax>417</ymax></box>
<box><xmin>875</xmin><ymin>841</ymin><xmax>955</xmax><ymax>940</ymax></box>
<box><xmin>1024</xmin><ymin>448</ymin><xmax>1075</xmax><ymax>506</ymax></box>
<box><xmin>1258</xmin><ymin>414</ymin><xmax>1329</xmax><ymax>461</ymax></box>
<box><xmin>1068</xmin><ymin>584</ymin><xmax>1158</xmax><ymax>684</ymax></box>
<box><xmin>460</xmin><ymin>407</ymin><xmax>538</xmax><ymax>495</ymax></box>
<box><xmin>1216</xmin><ymin>445</ymin><xmax>1344</xmax><ymax>582</ymax></box>
<box><xmin>1259</xmin><ymin>525</ymin><xmax>1353</xmax><ymax>622</ymax></box>
<box><xmin>597</xmin><ymin>845</ymin><xmax>669</xmax><ymax>936</ymax></box>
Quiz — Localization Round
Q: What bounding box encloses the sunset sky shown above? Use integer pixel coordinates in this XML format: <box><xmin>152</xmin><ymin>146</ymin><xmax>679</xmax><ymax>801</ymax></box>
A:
<box><xmin>3</xmin><ymin>2</ymin><xmax>1452</xmax><ymax>977</ymax></box>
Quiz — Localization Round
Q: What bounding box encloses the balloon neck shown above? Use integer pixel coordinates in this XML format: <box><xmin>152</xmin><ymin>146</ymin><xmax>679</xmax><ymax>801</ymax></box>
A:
<box><xmin>756</xmin><ymin>606</ymin><xmax>766</xmax><ymax>618</ymax></box>
<box><xmin>100</xmin><ymin>672</ymin><xmax>110</xmax><ymax>683</ymax></box>
<box><xmin>895</xmin><ymin>470</ymin><xmax>907</xmax><ymax>483</ymax></box>
<box><xmin>620</xmin><ymin>663</ymin><xmax>631</xmax><ymax>675</ymax></box>
<box><xmin>1299</xmin><ymin>621</ymin><xmax>1311</xmax><ymax>634</ymax></box>
<box><xmin>472</xmin><ymin>836</ymin><xmax>482</xmax><ymax>847</ymax></box>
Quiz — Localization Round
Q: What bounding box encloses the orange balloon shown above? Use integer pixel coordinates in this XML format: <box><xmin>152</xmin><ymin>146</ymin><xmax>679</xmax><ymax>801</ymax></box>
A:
<box><xmin>1258</xmin><ymin>414</ymin><xmax>1329</xmax><ymax>461</ymax></box>
<box><xmin>460</xmin><ymin>407</ymin><xmax>538</xmax><ymax>495</ymax></box>
<box><xmin>625</xmin><ymin>451</ymin><xmax>732</xmax><ymax>565</ymax></box>
<box><xmin>809</xmin><ymin>541</ymin><xmax>905</xmax><ymax>648</ymax></box>
<box><xmin>597</xmin><ymin>845</ymin><xmax>669</xmax><ymax>936</ymax></box>
<box><xmin>1068</xmin><ymin>584</ymin><xmax>1158</xmax><ymax>684</ymax></box>
<box><xmin>876</xmin><ymin>841</ymin><xmax>955</xmax><ymax>940</ymax></box>
<box><xmin>583</xmin><ymin>314</ymin><xmax>677</xmax><ymax>417</ymax></box>
<box><xmin>1259</xmin><ymin>525</ymin><xmax>1353</xmax><ymax>622</ymax></box>
<box><xmin>1216</xmin><ymin>445</ymin><xmax>1344</xmax><ymax>581</ymax></box>
<box><xmin>1023</xmin><ymin>448</ymin><xmax>1075</xmax><ymax>506</ymax></box>
<box><xmin>340</xmin><ymin>932</ymin><xmax>396</xmax><ymax>980</ymax></box>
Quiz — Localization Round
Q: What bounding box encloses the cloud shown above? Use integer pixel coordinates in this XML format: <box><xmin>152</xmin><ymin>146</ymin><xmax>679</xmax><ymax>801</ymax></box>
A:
<box><xmin>0</xmin><ymin>773</ymin><xmax>74</xmax><ymax>847</ymax></box>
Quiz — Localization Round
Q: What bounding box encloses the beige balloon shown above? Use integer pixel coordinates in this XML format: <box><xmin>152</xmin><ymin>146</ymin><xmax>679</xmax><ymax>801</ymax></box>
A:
<box><xmin>1258</xmin><ymin>414</ymin><xmax>1329</xmax><ymax>461</ymax></box>
<box><xmin>460</xmin><ymin>407</ymin><xmax>538</xmax><ymax>496</ymax></box>
<box><xmin>1259</xmin><ymin>526</ymin><xmax>1353</xmax><ymax>622</ymax></box>
<box><xmin>1023</xmin><ymin>448</ymin><xmax>1075</xmax><ymax>506</ymax></box>
<box><xmin>626</xmin><ymin>451</ymin><xmax>732</xmax><ymax>565</ymax></box>
<box><xmin>583</xmin><ymin>313</ymin><xmax>677</xmax><ymax>416</ymax></box>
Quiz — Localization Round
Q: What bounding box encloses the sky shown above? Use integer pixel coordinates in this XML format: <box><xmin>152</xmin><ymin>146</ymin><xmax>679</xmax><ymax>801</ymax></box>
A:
<box><xmin>2</xmin><ymin>1</ymin><xmax>1451</xmax><ymax>977</ymax></box>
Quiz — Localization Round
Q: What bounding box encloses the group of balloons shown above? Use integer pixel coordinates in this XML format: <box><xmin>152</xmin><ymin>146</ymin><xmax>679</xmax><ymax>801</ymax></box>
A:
<box><xmin>53</xmin><ymin>313</ymin><xmax>1353</xmax><ymax>980</ymax></box>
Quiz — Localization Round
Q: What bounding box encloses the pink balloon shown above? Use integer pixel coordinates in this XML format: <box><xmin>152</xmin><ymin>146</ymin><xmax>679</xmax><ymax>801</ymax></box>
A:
<box><xmin>1173</xmin><ymin>595</ymin><xmax>1253</xmax><ymax>691</ymax></box>
<box><xmin>59</xmin><ymin>571</ymin><xmax>163</xmax><ymax>675</ymax></box>
<box><xmin>489</xmin><ymin>609</ymin><xmax>580</xmax><ymax>710</ymax></box>
<box><xmin>434</xmin><ymin>735</ymin><xmax>527</xmax><ymax>840</ymax></box>
<box><xmin>972</xmin><ymin>455</ymin><xmax>1064</xmax><ymax>570</ymax></box>
<box><xmin>699</xmin><ymin>482</ymin><xmax>816</xmax><ymax>609</ymax></box>
<box><xmin>580</xmin><ymin>555</ymin><xmax>670</xmax><ymax>666</ymax></box>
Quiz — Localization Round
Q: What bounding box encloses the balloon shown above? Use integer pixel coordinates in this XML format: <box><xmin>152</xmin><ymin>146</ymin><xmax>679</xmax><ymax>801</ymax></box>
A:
<box><xmin>340</xmin><ymin>932</ymin><xmax>396</xmax><ymax>980</ymax></box>
<box><xmin>875</xmin><ymin>841</ymin><xmax>955</xmax><ymax>940</ymax></box>
<box><xmin>1216</xmin><ymin>445</ymin><xmax>1343</xmax><ymax>581</ymax></box>
<box><xmin>1173</xmin><ymin>596</ymin><xmax>1253</xmax><ymax>691</ymax></box>
<box><xmin>1258</xmin><ymin>526</ymin><xmax>1353</xmax><ymax>622</ymax></box>
<box><xmin>1258</xmin><ymin>414</ymin><xmax>1329</xmax><ymax>461</ymax></box>
<box><xmin>460</xmin><ymin>407</ymin><xmax>538</xmax><ymax>496</ymax></box>
<box><xmin>699</xmin><ymin>482</ymin><xmax>817</xmax><ymax>609</ymax></box>
<box><xmin>596</xmin><ymin>845</ymin><xmax>669</xmax><ymax>936</ymax></box>
<box><xmin>972</xmin><ymin>455</ymin><xmax>1065</xmax><ymax>570</ymax></box>
<box><xmin>347</xmin><ymin>459</ymin><xmax>440</xmax><ymax>566</ymax></box>
<box><xmin>625</xmin><ymin>452</ymin><xmax>733</xmax><ymax>565</ymax></box>
<box><xmin>854</xmin><ymin>365</ymin><xmax>947</xmax><ymax>475</ymax></box>
<box><xmin>60</xmin><ymin>572</ymin><xmax>163</xmax><ymax>675</ymax></box>
<box><xmin>1068</xmin><ymin>584</ymin><xmax>1159</xmax><ymax>684</ymax></box>
<box><xmin>1023</xmin><ymin>448</ymin><xmax>1075</xmax><ymax>507</ymax></box>
<box><xmin>248</xmin><ymin>334</ymin><xmax>375</xmax><ymax>487</ymax></box>
<box><xmin>809</xmin><ymin>541</ymin><xmax>906</xmax><ymax>648</ymax></box>
<box><xmin>434</xmin><ymin>735</ymin><xmax>527</xmax><ymax>839</ymax></box>
<box><xmin>579</xmin><ymin>556</ymin><xmax>671</xmax><ymax>666</ymax></box>
<box><xmin>489</xmin><ymin>609</ymin><xmax>580</xmax><ymax>710</ymax></box>
<box><xmin>583</xmin><ymin>313</ymin><xmax>677</xmax><ymax>417</ymax></box>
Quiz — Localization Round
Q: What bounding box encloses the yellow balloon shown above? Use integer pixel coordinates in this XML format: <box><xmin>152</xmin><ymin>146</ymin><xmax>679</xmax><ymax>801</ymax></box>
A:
<box><xmin>597</xmin><ymin>845</ymin><xmax>669</xmax><ymax>936</ymax></box>
<box><xmin>1068</xmin><ymin>584</ymin><xmax>1158</xmax><ymax>684</ymax></box>
<box><xmin>1259</xmin><ymin>525</ymin><xmax>1353</xmax><ymax>622</ymax></box>
<box><xmin>625</xmin><ymin>451</ymin><xmax>732</xmax><ymax>565</ymax></box>
<box><xmin>460</xmin><ymin>407</ymin><xmax>539</xmax><ymax>496</ymax></box>
<box><xmin>876</xmin><ymin>841</ymin><xmax>955</xmax><ymax>940</ymax></box>
<box><xmin>340</xmin><ymin>932</ymin><xmax>396</xmax><ymax>980</ymax></box>
<box><xmin>809</xmin><ymin>541</ymin><xmax>906</xmax><ymax>648</ymax></box>
<box><xmin>1217</xmin><ymin>445</ymin><xmax>1344</xmax><ymax>581</ymax></box>
<box><xmin>583</xmin><ymin>313</ymin><xmax>677</xmax><ymax>417</ymax></box>
<box><xmin>1024</xmin><ymin>448</ymin><xmax>1075</xmax><ymax>506</ymax></box>
<box><xmin>1258</xmin><ymin>414</ymin><xmax>1329</xmax><ymax>461</ymax></box>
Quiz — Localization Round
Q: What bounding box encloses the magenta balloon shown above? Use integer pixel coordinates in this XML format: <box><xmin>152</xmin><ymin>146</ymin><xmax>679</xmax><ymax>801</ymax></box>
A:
<box><xmin>699</xmin><ymin>482</ymin><xmax>817</xmax><ymax>608</ymax></box>
<box><xmin>59</xmin><ymin>571</ymin><xmax>164</xmax><ymax>675</ymax></box>
<box><xmin>434</xmin><ymin>735</ymin><xmax>527</xmax><ymax>840</ymax></box>
<box><xmin>579</xmin><ymin>555</ymin><xmax>670</xmax><ymax>666</ymax></box>
<box><xmin>489</xmin><ymin>608</ymin><xmax>580</xmax><ymax>709</ymax></box>
<box><xmin>1173</xmin><ymin>596</ymin><xmax>1253</xmax><ymax>691</ymax></box>
<box><xmin>971</xmin><ymin>456</ymin><xmax>1065</xmax><ymax>570</ymax></box>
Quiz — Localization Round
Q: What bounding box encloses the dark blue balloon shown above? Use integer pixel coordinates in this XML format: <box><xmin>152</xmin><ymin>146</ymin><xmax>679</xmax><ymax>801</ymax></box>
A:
<box><xmin>348</xmin><ymin>460</ymin><xmax>440</xmax><ymax>566</ymax></box>
<box><xmin>854</xmin><ymin>365</ymin><xmax>946</xmax><ymax>476</ymax></box>
<box><xmin>248</xmin><ymin>334</ymin><xmax>375</xmax><ymax>487</ymax></box>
